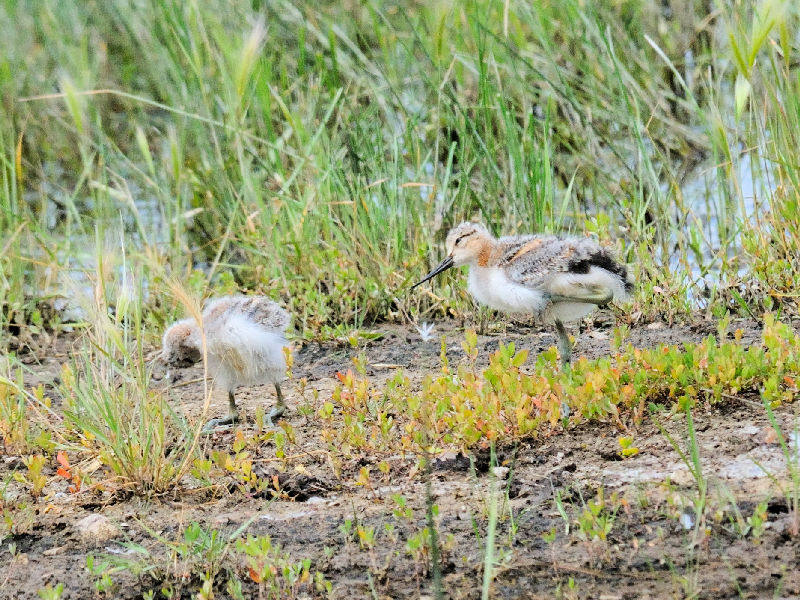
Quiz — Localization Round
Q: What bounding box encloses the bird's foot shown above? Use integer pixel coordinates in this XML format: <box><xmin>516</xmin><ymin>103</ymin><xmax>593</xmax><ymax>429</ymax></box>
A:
<box><xmin>201</xmin><ymin>413</ymin><xmax>240</xmax><ymax>434</ymax></box>
<box><xmin>266</xmin><ymin>404</ymin><xmax>286</xmax><ymax>428</ymax></box>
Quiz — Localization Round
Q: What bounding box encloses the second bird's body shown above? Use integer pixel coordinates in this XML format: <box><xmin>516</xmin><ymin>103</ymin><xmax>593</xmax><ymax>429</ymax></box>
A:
<box><xmin>162</xmin><ymin>295</ymin><xmax>291</xmax><ymax>430</ymax></box>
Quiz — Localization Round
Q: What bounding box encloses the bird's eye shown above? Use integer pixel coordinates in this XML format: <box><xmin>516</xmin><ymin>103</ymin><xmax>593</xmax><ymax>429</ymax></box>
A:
<box><xmin>455</xmin><ymin>235</ymin><xmax>466</xmax><ymax>246</ymax></box>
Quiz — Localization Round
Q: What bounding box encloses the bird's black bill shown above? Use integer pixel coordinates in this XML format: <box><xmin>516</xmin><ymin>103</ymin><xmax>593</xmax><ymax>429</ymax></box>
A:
<box><xmin>411</xmin><ymin>256</ymin><xmax>455</xmax><ymax>289</ymax></box>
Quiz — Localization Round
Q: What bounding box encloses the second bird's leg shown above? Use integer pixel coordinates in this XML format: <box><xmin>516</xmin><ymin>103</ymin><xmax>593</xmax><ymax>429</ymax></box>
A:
<box><xmin>267</xmin><ymin>383</ymin><xmax>286</xmax><ymax>427</ymax></box>
<box><xmin>202</xmin><ymin>391</ymin><xmax>241</xmax><ymax>432</ymax></box>
<box><xmin>554</xmin><ymin>319</ymin><xmax>572</xmax><ymax>367</ymax></box>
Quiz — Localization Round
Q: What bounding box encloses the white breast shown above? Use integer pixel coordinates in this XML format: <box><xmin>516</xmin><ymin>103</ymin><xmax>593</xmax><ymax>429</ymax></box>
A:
<box><xmin>467</xmin><ymin>267</ymin><xmax>549</xmax><ymax>314</ymax></box>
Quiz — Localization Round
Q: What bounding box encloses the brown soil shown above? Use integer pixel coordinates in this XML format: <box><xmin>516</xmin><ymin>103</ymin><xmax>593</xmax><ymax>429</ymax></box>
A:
<box><xmin>2</xmin><ymin>314</ymin><xmax>800</xmax><ymax>599</ymax></box>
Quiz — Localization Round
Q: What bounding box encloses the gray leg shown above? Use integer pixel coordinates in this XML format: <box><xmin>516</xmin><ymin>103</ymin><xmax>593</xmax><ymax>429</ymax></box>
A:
<box><xmin>267</xmin><ymin>382</ymin><xmax>286</xmax><ymax>427</ymax></box>
<box><xmin>549</xmin><ymin>288</ymin><xmax>613</xmax><ymax>307</ymax></box>
<box><xmin>547</xmin><ymin>288</ymin><xmax>613</xmax><ymax>367</ymax></box>
<box><xmin>554</xmin><ymin>319</ymin><xmax>572</xmax><ymax>367</ymax></box>
<box><xmin>202</xmin><ymin>391</ymin><xmax>240</xmax><ymax>432</ymax></box>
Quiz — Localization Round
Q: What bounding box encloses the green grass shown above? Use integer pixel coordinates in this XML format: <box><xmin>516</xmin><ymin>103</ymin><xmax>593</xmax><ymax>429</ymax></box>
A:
<box><xmin>50</xmin><ymin>235</ymin><xmax>207</xmax><ymax>494</ymax></box>
<box><xmin>84</xmin><ymin>521</ymin><xmax>330</xmax><ymax>599</ymax></box>
<box><xmin>1</xmin><ymin>1</ymin><xmax>799</xmax><ymax>337</ymax></box>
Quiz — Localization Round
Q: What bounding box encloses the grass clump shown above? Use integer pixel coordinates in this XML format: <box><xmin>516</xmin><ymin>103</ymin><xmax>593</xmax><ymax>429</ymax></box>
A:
<box><xmin>92</xmin><ymin>522</ymin><xmax>330</xmax><ymax>600</ymax></box>
<box><xmin>0</xmin><ymin>371</ymin><xmax>29</xmax><ymax>453</ymax></box>
<box><xmin>60</xmin><ymin>356</ymin><xmax>194</xmax><ymax>495</ymax></box>
<box><xmin>56</xmin><ymin>255</ymin><xmax>201</xmax><ymax>495</ymax></box>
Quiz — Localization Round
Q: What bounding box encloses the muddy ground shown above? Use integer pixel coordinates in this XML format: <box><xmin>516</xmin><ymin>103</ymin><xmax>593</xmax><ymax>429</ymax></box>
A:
<box><xmin>2</xmin><ymin>314</ymin><xmax>800</xmax><ymax>599</ymax></box>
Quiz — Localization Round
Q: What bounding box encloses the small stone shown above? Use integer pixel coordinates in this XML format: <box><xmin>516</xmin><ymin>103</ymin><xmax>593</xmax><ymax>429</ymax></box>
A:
<box><xmin>491</xmin><ymin>467</ymin><xmax>509</xmax><ymax>479</ymax></box>
<box><xmin>763</xmin><ymin>428</ymin><xmax>779</xmax><ymax>445</ymax></box>
<box><xmin>212</xmin><ymin>514</ymin><xmax>231</xmax><ymax>527</ymax></box>
<box><xmin>646</xmin><ymin>321</ymin><xmax>665</xmax><ymax>330</ymax></box>
<box><xmin>668</xmin><ymin>468</ymin><xmax>694</xmax><ymax>486</ymax></box>
<box><xmin>53</xmin><ymin>492</ymin><xmax>71</xmax><ymax>504</ymax></box>
<box><xmin>13</xmin><ymin>553</ymin><xmax>28</xmax><ymax>566</ymax></box>
<box><xmin>738</xmin><ymin>424</ymin><xmax>760</xmax><ymax>436</ymax></box>
<box><xmin>75</xmin><ymin>514</ymin><xmax>119</xmax><ymax>544</ymax></box>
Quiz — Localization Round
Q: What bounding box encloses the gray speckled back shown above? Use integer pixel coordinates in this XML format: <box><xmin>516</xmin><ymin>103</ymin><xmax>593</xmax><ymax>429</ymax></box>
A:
<box><xmin>497</xmin><ymin>234</ymin><xmax>629</xmax><ymax>290</ymax></box>
<box><xmin>202</xmin><ymin>296</ymin><xmax>291</xmax><ymax>332</ymax></box>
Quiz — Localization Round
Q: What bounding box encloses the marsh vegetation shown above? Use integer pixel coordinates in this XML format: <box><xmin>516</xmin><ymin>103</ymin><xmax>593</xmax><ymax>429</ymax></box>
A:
<box><xmin>2</xmin><ymin>1</ymin><xmax>800</xmax><ymax>598</ymax></box>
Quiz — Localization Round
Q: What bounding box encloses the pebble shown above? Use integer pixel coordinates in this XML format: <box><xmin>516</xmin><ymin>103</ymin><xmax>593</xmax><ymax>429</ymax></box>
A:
<box><xmin>305</xmin><ymin>495</ymin><xmax>328</xmax><ymax>505</ymax></box>
<box><xmin>491</xmin><ymin>466</ymin><xmax>509</xmax><ymax>479</ymax></box>
<box><xmin>75</xmin><ymin>514</ymin><xmax>119</xmax><ymax>544</ymax></box>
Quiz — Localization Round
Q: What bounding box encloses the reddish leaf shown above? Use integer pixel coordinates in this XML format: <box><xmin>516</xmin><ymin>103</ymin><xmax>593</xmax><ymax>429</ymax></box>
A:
<box><xmin>56</xmin><ymin>467</ymin><xmax>71</xmax><ymax>479</ymax></box>
<box><xmin>248</xmin><ymin>567</ymin><xmax>262</xmax><ymax>583</ymax></box>
<box><xmin>56</xmin><ymin>451</ymin><xmax>70</xmax><ymax>470</ymax></box>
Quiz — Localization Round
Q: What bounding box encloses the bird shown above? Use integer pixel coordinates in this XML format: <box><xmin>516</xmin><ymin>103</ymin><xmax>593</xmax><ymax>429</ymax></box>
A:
<box><xmin>412</xmin><ymin>222</ymin><xmax>631</xmax><ymax>366</ymax></box>
<box><xmin>161</xmin><ymin>295</ymin><xmax>291</xmax><ymax>431</ymax></box>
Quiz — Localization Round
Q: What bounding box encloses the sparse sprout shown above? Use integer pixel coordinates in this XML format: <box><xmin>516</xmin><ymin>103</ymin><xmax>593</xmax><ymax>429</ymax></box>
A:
<box><xmin>618</xmin><ymin>436</ymin><xmax>639</xmax><ymax>458</ymax></box>
<box><xmin>574</xmin><ymin>488</ymin><xmax>619</xmax><ymax>543</ymax></box>
<box><xmin>747</xmin><ymin>500</ymin><xmax>769</xmax><ymax>539</ymax></box>
<box><xmin>36</xmin><ymin>583</ymin><xmax>65</xmax><ymax>600</ymax></box>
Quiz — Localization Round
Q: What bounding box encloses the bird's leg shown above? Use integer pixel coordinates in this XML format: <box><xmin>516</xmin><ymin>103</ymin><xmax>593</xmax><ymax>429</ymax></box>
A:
<box><xmin>549</xmin><ymin>288</ymin><xmax>614</xmax><ymax>307</ymax></box>
<box><xmin>547</xmin><ymin>288</ymin><xmax>614</xmax><ymax>367</ymax></box>
<box><xmin>267</xmin><ymin>383</ymin><xmax>286</xmax><ymax>427</ymax></box>
<box><xmin>202</xmin><ymin>391</ymin><xmax>240</xmax><ymax>432</ymax></box>
<box><xmin>554</xmin><ymin>319</ymin><xmax>572</xmax><ymax>367</ymax></box>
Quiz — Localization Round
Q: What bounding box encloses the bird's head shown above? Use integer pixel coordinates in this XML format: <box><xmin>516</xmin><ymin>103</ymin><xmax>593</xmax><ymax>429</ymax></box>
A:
<box><xmin>412</xmin><ymin>222</ymin><xmax>492</xmax><ymax>289</ymax></box>
<box><xmin>161</xmin><ymin>319</ymin><xmax>202</xmax><ymax>367</ymax></box>
<box><xmin>444</xmin><ymin>221</ymin><xmax>491</xmax><ymax>267</ymax></box>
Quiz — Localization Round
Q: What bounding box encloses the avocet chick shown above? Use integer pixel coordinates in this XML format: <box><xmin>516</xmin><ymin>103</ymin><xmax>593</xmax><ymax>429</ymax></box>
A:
<box><xmin>413</xmin><ymin>222</ymin><xmax>631</xmax><ymax>365</ymax></box>
<box><xmin>162</xmin><ymin>296</ymin><xmax>291</xmax><ymax>430</ymax></box>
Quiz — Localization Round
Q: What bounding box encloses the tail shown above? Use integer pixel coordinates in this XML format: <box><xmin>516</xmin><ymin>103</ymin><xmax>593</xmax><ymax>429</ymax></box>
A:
<box><xmin>568</xmin><ymin>250</ymin><xmax>632</xmax><ymax>302</ymax></box>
